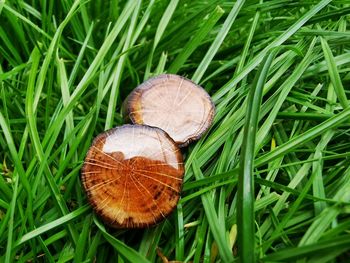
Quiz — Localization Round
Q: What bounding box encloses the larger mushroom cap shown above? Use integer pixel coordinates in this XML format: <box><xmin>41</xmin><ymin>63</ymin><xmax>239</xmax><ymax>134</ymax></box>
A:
<box><xmin>125</xmin><ymin>74</ymin><xmax>215</xmax><ymax>147</ymax></box>
<box><xmin>81</xmin><ymin>124</ymin><xmax>184</xmax><ymax>228</ymax></box>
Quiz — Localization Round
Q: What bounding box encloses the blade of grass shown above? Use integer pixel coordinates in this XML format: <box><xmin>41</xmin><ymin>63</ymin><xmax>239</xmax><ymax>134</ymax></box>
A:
<box><xmin>168</xmin><ymin>5</ymin><xmax>225</xmax><ymax>74</ymax></box>
<box><xmin>192</xmin><ymin>0</ymin><xmax>245</xmax><ymax>83</ymax></box>
<box><xmin>94</xmin><ymin>216</ymin><xmax>150</xmax><ymax>263</ymax></box>
<box><xmin>175</xmin><ymin>203</ymin><xmax>184</xmax><ymax>260</ymax></box>
<box><xmin>256</xmin><ymin>38</ymin><xmax>317</xmax><ymax>151</ymax></box>
<box><xmin>212</xmin><ymin>0</ymin><xmax>332</xmax><ymax>103</ymax></box>
<box><xmin>238</xmin><ymin>51</ymin><xmax>276</xmax><ymax>263</ymax></box>
<box><xmin>255</xmin><ymin>107</ymin><xmax>350</xmax><ymax>167</ymax></box>
<box><xmin>320</xmin><ymin>35</ymin><xmax>349</xmax><ymax>109</ymax></box>
<box><xmin>33</xmin><ymin>0</ymin><xmax>136</xmax><ymax>180</ymax></box>
<box><xmin>144</xmin><ymin>0</ymin><xmax>179</xmax><ymax>79</ymax></box>
<box><xmin>299</xmin><ymin>166</ymin><xmax>350</xmax><ymax>246</ymax></box>
<box><xmin>15</xmin><ymin>205</ymin><xmax>90</xmax><ymax>247</ymax></box>
<box><xmin>263</xmin><ymin>235</ymin><xmax>350</xmax><ymax>261</ymax></box>
<box><xmin>73</xmin><ymin>215</ymin><xmax>92</xmax><ymax>263</ymax></box>
<box><xmin>33</xmin><ymin>0</ymin><xmax>82</xmax><ymax>113</ymax></box>
<box><xmin>25</xmin><ymin>47</ymin><xmax>78</xmax><ymax>245</ymax></box>
<box><xmin>105</xmin><ymin>0</ymin><xmax>141</xmax><ymax>129</ymax></box>
<box><xmin>192</xmin><ymin>160</ymin><xmax>234</xmax><ymax>262</ymax></box>
<box><xmin>4</xmin><ymin>173</ymin><xmax>18</xmax><ymax>263</ymax></box>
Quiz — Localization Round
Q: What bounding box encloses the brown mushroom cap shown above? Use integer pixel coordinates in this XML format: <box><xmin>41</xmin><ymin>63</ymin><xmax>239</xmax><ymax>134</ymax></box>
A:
<box><xmin>125</xmin><ymin>74</ymin><xmax>215</xmax><ymax>147</ymax></box>
<box><xmin>81</xmin><ymin>124</ymin><xmax>184</xmax><ymax>228</ymax></box>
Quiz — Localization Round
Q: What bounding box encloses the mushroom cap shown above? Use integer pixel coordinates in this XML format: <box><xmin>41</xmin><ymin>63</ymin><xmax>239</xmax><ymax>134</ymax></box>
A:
<box><xmin>125</xmin><ymin>74</ymin><xmax>215</xmax><ymax>147</ymax></box>
<box><xmin>81</xmin><ymin>124</ymin><xmax>184</xmax><ymax>228</ymax></box>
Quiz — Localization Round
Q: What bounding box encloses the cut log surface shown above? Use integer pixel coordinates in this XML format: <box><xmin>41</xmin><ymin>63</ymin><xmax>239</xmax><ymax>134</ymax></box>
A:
<box><xmin>81</xmin><ymin>124</ymin><xmax>184</xmax><ymax>228</ymax></box>
<box><xmin>125</xmin><ymin>74</ymin><xmax>215</xmax><ymax>147</ymax></box>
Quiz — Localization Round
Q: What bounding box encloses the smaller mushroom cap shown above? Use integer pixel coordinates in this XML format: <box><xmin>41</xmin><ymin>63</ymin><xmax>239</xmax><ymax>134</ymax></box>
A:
<box><xmin>125</xmin><ymin>74</ymin><xmax>215</xmax><ymax>147</ymax></box>
<box><xmin>81</xmin><ymin>124</ymin><xmax>184</xmax><ymax>228</ymax></box>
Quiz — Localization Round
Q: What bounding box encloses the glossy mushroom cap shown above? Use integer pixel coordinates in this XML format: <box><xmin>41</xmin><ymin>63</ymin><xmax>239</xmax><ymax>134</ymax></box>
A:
<box><xmin>125</xmin><ymin>74</ymin><xmax>215</xmax><ymax>147</ymax></box>
<box><xmin>81</xmin><ymin>124</ymin><xmax>184</xmax><ymax>228</ymax></box>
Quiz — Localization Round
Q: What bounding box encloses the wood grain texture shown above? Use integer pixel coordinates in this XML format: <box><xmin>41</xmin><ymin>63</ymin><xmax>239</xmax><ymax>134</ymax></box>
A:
<box><xmin>125</xmin><ymin>74</ymin><xmax>215</xmax><ymax>147</ymax></box>
<box><xmin>81</xmin><ymin>124</ymin><xmax>184</xmax><ymax>228</ymax></box>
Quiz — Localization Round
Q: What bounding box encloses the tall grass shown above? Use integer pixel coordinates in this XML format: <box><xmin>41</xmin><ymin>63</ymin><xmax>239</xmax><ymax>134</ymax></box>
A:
<box><xmin>1</xmin><ymin>0</ymin><xmax>350</xmax><ymax>262</ymax></box>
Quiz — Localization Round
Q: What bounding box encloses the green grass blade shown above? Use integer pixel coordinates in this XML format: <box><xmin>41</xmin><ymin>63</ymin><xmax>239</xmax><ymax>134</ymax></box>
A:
<box><xmin>212</xmin><ymin>0</ymin><xmax>331</xmax><ymax>103</ymax></box>
<box><xmin>15</xmin><ymin>205</ymin><xmax>90</xmax><ymax>247</ymax></box>
<box><xmin>238</xmin><ymin>51</ymin><xmax>276</xmax><ymax>263</ymax></box>
<box><xmin>168</xmin><ymin>5</ymin><xmax>224</xmax><ymax>74</ymax></box>
<box><xmin>73</xmin><ymin>215</ymin><xmax>92</xmax><ymax>263</ymax></box>
<box><xmin>192</xmin><ymin>0</ymin><xmax>245</xmax><ymax>83</ymax></box>
<box><xmin>94</xmin><ymin>216</ymin><xmax>150</xmax><ymax>263</ymax></box>
<box><xmin>175</xmin><ymin>204</ymin><xmax>184</xmax><ymax>260</ymax></box>
<box><xmin>192</xmin><ymin>160</ymin><xmax>234</xmax><ymax>262</ymax></box>
<box><xmin>33</xmin><ymin>0</ymin><xmax>81</xmax><ymax>112</ymax></box>
<box><xmin>25</xmin><ymin>47</ymin><xmax>78</xmax><ymax>245</ymax></box>
<box><xmin>144</xmin><ymin>0</ymin><xmax>179</xmax><ymax>79</ymax></box>
<box><xmin>4</xmin><ymin>174</ymin><xmax>18</xmax><ymax>263</ymax></box>
<box><xmin>264</xmin><ymin>235</ymin><xmax>350</xmax><ymax>261</ymax></box>
<box><xmin>256</xmin><ymin>38</ymin><xmax>317</xmax><ymax>150</ymax></box>
<box><xmin>320</xmin><ymin>36</ymin><xmax>349</xmax><ymax>109</ymax></box>
<box><xmin>105</xmin><ymin>0</ymin><xmax>141</xmax><ymax>129</ymax></box>
<box><xmin>255</xmin><ymin>107</ymin><xmax>350</xmax><ymax>167</ymax></box>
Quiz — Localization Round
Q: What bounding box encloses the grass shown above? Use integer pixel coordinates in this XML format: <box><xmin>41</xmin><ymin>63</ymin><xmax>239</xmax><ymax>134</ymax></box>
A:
<box><xmin>1</xmin><ymin>0</ymin><xmax>350</xmax><ymax>262</ymax></box>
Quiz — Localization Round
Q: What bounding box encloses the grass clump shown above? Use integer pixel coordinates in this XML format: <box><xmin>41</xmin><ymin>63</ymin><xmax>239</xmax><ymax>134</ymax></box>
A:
<box><xmin>1</xmin><ymin>0</ymin><xmax>350</xmax><ymax>262</ymax></box>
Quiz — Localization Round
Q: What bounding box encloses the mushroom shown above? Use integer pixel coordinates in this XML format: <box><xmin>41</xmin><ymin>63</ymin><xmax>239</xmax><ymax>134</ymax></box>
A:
<box><xmin>81</xmin><ymin>124</ymin><xmax>184</xmax><ymax>228</ymax></box>
<box><xmin>123</xmin><ymin>74</ymin><xmax>215</xmax><ymax>147</ymax></box>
